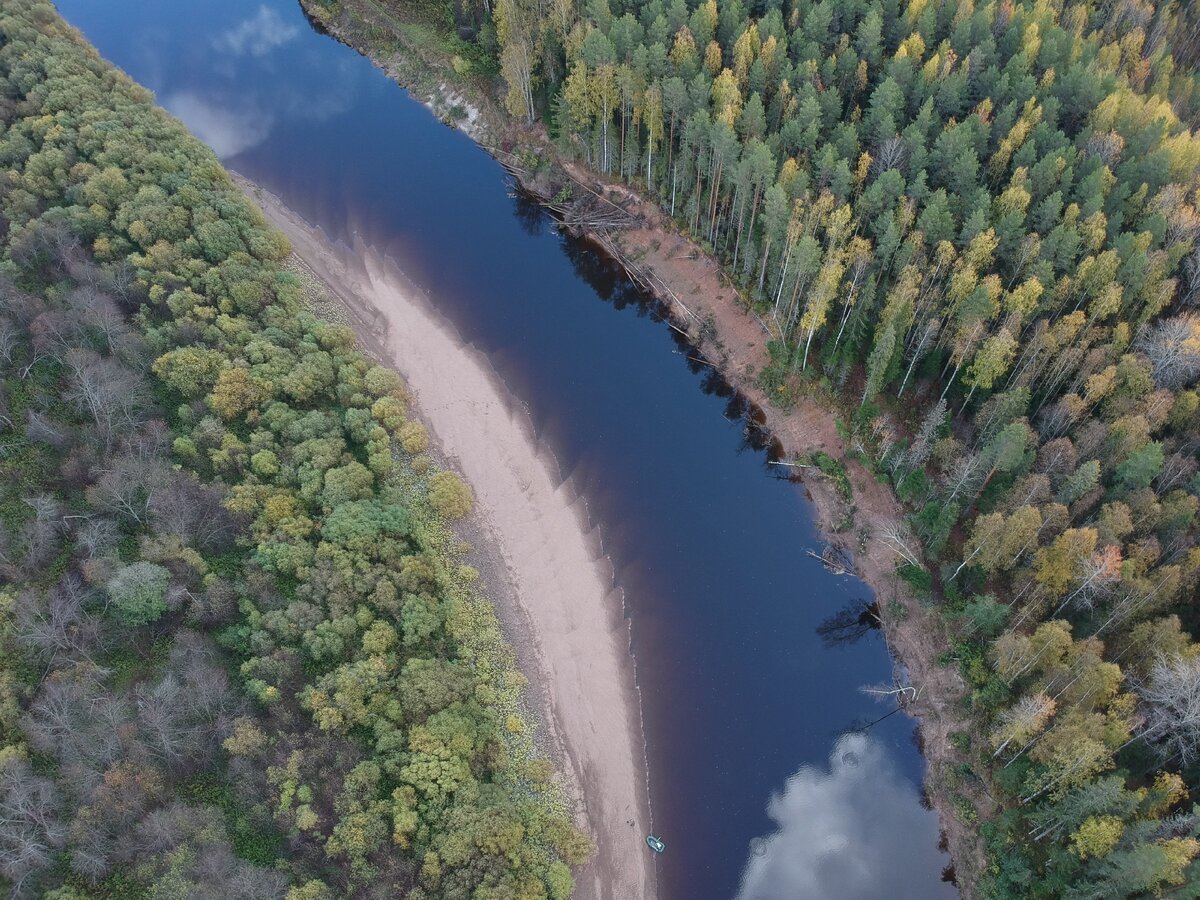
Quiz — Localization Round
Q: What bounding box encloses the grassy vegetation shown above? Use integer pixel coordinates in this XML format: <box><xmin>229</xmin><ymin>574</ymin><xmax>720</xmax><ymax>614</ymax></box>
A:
<box><xmin>809</xmin><ymin>450</ymin><xmax>853</xmax><ymax>503</ymax></box>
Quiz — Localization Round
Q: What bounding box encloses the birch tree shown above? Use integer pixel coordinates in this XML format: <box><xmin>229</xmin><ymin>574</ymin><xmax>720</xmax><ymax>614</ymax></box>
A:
<box><xmin>495</xmin><ymin>0</ymin><xmax>543</xmax><ymax>125</ymax></box>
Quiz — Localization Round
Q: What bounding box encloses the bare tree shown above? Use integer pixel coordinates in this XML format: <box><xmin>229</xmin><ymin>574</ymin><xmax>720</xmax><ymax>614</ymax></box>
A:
<box><xmin>148</xmin><ymin>471</ymin><xmax>238</xmax><ymax>553</ymax></box>
<box><xmin>1049</xmin><ymin>546</ymin><xmax>1123</xmax><ymax>618</ymax></box>
<box><xmin>896</xmin><ymin>318</ymin><xmax>940</xmax><ymax>399</ymax></box>
<box><xmin>942</xmin><ymin>451</ymin><xmax>984</xmax><ymax>505</ymax></box>
<box><xmin>6</xmin><ymin>216</ymin><xmax>77</xmax><ymax>275</ymax></box>
<box><xmin>66</xmin><ymin>284</ymin><xmax>143</xmax><ymax>363</ymax></box>
<box><xmin>68</xmin><ymin>756</ymin><xmax>165</xmax><ymax>883</ymax></box>
<box><xmin>136</xmin><ymin>674</ymin><xmax>193</xmax><ymax>773</ymax></box>
<box><xmin>1070</xmin><ymin>420</ymin><xmax>1111</xmax><ymax>467</ymax></box>
<box><xmin>1137</xmin><ymin>653</ymin><xmax>1200</xmax><ymax>767</ymax></box>
<box><xmin>0</xmin><ymin>317</ymin><xmax>20</xmax><ymax>369</ymax></box>
<box><xmin>23</xmin><ymin>676</ymin><xmax>130</xmax><ymax>773</ymax></box>
<box><xmin>124</xmin><ymin>419</ymin><xmax>172</xmax><ymax>460</ymax></box>
<box><xmin>0</xmin><ymin>277</ymin><xmax>45</xmax><ymax>325</ymax></box>
<box><xmin>24</xmin><ymin>410</ymin><xmax>69</xmax><ymax>449</ymax></box>
<box><xmin>1035</xmin><ymin>436</ymin><xmax>1078</xmax><ymax>482</ymax></box>
<box><xmin>89</xmin><ymin>454</ymin><xmax>172</xmax><ymax>525</ymax></box>
<box><xmin>15</xmin><ymin>576</ymin><xmax>102</xmax><ymax>667</ymax></box>
<box><xmin>192</xmin><ymin>577</ymin><xmax>239</xmax><ymax>625</ymax></box>
<box><xmin>0</xmin><ymin>758</ymin><xmax>66</xmax><ymax>898</ymax></box>
<box><xmin>870</xmin><ymin>136</ymin><xmax>908</xmax><ymax>177</ymax></box>
<box><xmin>14</xmin><ymin>495</ymin><xmax>65</xmax><ymax>575</ymax></box>
<box><xmin>129</xmin><ymin>802</ymin><xmax>194</xmax><ymax>858</ymax></box>
<box><xmin>906</xmin><ymin>398</ymin><xmax>948</xmax><ymax>472</ymax></box>
<box><xmin>1002</xmin><ymin>473</ymin><xmax>1051</xmax><ymax>514</ymax></box>
<box><xmin>103</xmin><ymin>257</ymin><xmax>143</xmax><ymax>312</ymax></box>
<box><xmin>1137</xmin><ymin>313</ymin><xmax>1200</xmax><ymax>389</ymax></box>
<box><xmin>1084</xmin><ymin>130</ymin><xmax>1125</xmax><ymax>168</ymax></box>
<box><xmin>1158</xmin><ymin>451</ymin><xmax>1199</xmax><ymax>494</ymax></box>
<box><xmin>69</xmin><ymin>838</ymin><xmax>113</xmax><ymax>885</ymax></box>
<box><xmin>1181</xmin><ymin>245</ymin><xmax>1200</xmax><ymax>307</ymax></box>
<box><xmin>861</xmin><ymin>677</ymin><xmax>921</xmax><ymax>705</ymax></box>
<box><xmin>1035</xmin><ymin>395</ymin><xmax>1083</xmax><ymax>441</ymax></box>
<box><xmin>129</xmin><ymin>803</ymin><xmax>287</xmax><ymax>898</ymax></box>
<box><xmin>64</xmin><ymin>348</ymin><xmax>151</xmax><ymax>454</ymax></box>
<box><xmin>1158</xmin><ymin>187</ymin><xmax>1200</xmax><ymax>249</ymax></box>
<box><xmin>136</xmin><ymin>632</ymin><xmax>238</xmax><ymax>775</ymax></box>
<box><xmin>29</xmin><ymin>308</ymin><xmax>81</xmax><ymax>359</ymax></box>
<box><xmin>878</xmin><ymin>520</ymin><xmax>923</xmax><ymax>568</ymax></box>
<box><xmin>76</xmin><ymin>516</ymin><xmax>119</xmax><ymax>560</ymax></box>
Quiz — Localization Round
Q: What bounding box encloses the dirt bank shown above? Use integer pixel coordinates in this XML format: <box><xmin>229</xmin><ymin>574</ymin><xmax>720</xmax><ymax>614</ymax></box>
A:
<box><xmin>235</xmin><ymin>176</ymin><xmax>656</xmax><ymax>900</ymax></box>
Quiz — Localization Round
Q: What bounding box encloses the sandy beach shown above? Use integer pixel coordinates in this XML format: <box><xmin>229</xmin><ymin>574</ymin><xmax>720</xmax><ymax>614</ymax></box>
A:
<box><xmin>235</xmin><ymin>176</ymin><xmax>656</xmax><ymax>900</ymax></box>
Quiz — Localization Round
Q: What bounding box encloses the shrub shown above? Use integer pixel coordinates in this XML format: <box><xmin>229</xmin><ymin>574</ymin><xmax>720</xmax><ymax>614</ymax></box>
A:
<box><xmin>811</xmin><ymin>451</ymin><xmax>853</xmax><ymax>502</ymax></box>
<box><xmin>897</xmin><ymin>562</ymin><xmax>932</xmax><ymax>595</ymax></box>
<box><xmin>399</xmin><ymin>420</ymin><xmax>429</xmax><ymax>454</ymax></box>
<box><xmin>959</xmin><ymin>594</ymin><xmax>1009</xmax><ymax>640</ymax></box>
<box><xmin>106</xmin><ymin>561</ymin><xmax>170</xmax><ymax>625</ymax></box>
<box><xmin>428</xmin><ymin>471</ymin><xmax>473</xmax><ymax>519</ymax></box>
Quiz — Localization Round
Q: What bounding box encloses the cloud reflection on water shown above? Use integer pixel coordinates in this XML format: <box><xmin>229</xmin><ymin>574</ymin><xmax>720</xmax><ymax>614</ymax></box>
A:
<box><xmin>164</xmin><ymin>92</ymin><xmax>274</xmax><ymax>159</ymax></box>
<box><xmin>213</xmin><ymin>5</ymin><xmax>299</xmax><ymax>57</ymax></box>
<box><xmin>160</xmin><ymin>4</ymin><xmax>360</xmax><ymax>162</ymax></box>
<box><xmin>736</xmin><ymin>733</ymin><xmax>952</xmax><ymax>900</ymax></box>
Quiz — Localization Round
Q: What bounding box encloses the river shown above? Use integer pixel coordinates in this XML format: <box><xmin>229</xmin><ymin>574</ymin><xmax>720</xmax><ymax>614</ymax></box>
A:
<box><xmin>55</xmin><ymin>2</ymin><xmax>957</xmax><ymax>897</ymax></box>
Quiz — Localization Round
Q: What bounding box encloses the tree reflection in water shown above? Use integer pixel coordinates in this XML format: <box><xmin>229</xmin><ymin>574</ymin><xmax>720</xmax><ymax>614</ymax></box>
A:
<box><xmin>816</xmin><ymin>599</ymin><xmax>881</xmax><ymax>648</ymax></box>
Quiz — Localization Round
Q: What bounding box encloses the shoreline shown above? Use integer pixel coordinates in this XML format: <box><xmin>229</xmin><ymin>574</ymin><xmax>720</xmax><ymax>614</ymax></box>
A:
<box><xmin>298</xmin><ymin>1</ymin><xmax>986</xmax><ymax>889</ymax></box>
<box><xmin>233</xmin><ymin>175</ymin><xmax>657</xmax><ymax>900</ymax></box>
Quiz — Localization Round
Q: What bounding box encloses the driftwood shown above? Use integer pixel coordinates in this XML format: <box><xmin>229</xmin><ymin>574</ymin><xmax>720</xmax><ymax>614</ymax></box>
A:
<box><xmin>486</xmin><ymin>146</ymin><xmax>710</xmax><ymax>337</ymax></box>
<box><xmin>673</xmin><ymin>350</ymin><xmax>717</xmax><ymax>368</ymax></box>
<box><xmin>863</xmin><ymin>682</ymin><xmax>922</xmax><ymax>703</ymax></box>
<box><xmin>483</xmin><ymin>145</ymin><xmax>634</xmax><ymax>227</ymax></box>
<box><xmin>806</xmin><ymin>544</ymin><xmax>858</xmax><ymax>577</ymax></box>
<box><xmin>587</xmin><ymin>231</ymin><xmax>703</xmax><ymax>328</ymax></box>
<box><xmin>533</xmin><ymin>179</ymin><xmax>640</xmax><ymax>229</ymax></box>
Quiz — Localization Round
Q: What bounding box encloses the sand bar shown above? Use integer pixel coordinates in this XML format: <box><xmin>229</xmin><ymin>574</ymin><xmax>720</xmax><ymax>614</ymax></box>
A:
<box><xmin>236</xmin><ymin>175</ymin><xmax>656</xmax><ymax>900</ymax></box>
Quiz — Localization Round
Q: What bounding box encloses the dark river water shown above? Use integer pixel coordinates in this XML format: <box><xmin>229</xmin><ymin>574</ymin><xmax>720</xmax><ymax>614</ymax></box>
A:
<box><xmin>55</xmin><ymin>2</ymin><xmax>957</xmax><ymax>897</ymax></box>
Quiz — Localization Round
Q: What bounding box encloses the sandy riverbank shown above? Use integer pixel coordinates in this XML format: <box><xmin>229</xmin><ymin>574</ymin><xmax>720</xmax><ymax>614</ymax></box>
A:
<box><xmin>234</xmin><ymin>176</ymin><xmax>656</xmax><ymax>900</ymax></box>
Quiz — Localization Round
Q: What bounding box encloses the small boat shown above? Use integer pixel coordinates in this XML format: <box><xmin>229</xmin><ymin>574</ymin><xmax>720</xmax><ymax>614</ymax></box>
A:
<box><xmin>645</xmin><ymin>835</ymin><xmax>666</xmax><ymax>853</ymax></box>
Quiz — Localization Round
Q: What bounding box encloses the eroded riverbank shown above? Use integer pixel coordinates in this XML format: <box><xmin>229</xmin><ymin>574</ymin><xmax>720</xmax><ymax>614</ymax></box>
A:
<box><xmin>235</xmin><ymin>175</ymin><xmax>656</xmax><ymax>900</ymax></box>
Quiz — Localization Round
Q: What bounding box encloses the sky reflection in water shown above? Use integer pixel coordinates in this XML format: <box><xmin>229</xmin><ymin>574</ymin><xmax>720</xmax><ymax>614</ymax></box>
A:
<box><xmin>212</xmin><ymin>5</ymin><xmax>300</xmax><ymax>58</ymax></box>
<box><xmin>737</xmin><ymin>733</ymin><xmax>950</xmax><ymax>900</ymax></box>
<box><xmin>121</xmin><ymin>3</ymin><xmax>358</xmax><ymax>160</ymax></box>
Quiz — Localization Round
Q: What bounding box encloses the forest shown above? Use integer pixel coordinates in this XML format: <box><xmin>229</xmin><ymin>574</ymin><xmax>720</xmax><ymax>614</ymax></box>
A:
<box><xmin>306</xmin><ymin>0</ymin><xmax>1200</xmax><ymax>895</ymax></box>
<box><xmin>0</xmin><ymin>1</ymin><xmax>587</xmax><ymax>898</ymax></box>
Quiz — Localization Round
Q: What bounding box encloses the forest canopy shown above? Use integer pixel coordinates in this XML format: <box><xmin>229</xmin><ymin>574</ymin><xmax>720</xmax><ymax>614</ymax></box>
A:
<box><xmin>0</xmin><ymin>2</ymin><xmax>585</xmax><ymax>898</ymax></box>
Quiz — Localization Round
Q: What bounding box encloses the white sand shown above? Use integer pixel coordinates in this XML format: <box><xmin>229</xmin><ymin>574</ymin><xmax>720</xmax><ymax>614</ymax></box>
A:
<box><xmin>237</xmin><ymin>176</ymin><xmax>656</xmax><ymax>900</ymax></box>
